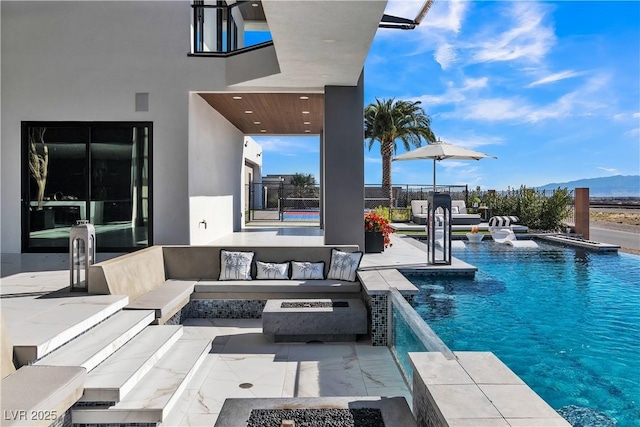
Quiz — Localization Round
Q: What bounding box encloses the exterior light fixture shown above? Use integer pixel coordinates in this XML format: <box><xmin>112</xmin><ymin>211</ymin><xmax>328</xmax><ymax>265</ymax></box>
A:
<box><xmin>69</xmin><ymin>220</ymin><xmax>96</xmax><ymax>292</ymax></box>
<box><xmin>257</xmin><ymin>152</ymin><xmax>262</xmax><ymax>156</ymax></box>
<box><xmin>244</xmin><ymin>141</ymin><xmax>248</xmax><ymax>147</ymax></box>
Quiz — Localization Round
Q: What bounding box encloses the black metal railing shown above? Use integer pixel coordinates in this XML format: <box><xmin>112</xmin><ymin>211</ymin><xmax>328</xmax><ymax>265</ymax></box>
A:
<box><xmin>190</xmin><ymin>1</ymin><xmax>272</xmax><ymax>56</ymax></box>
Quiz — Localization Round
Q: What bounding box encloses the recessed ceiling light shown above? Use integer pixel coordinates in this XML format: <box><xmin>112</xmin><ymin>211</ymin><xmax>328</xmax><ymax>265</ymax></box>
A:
<box><xmin>251</xmin><ymin>3</ymin><xmax>259</xmax><ymax>7</ymax></box>
<box><xmin>304</xmin><ymin>130</ymin><xmax>311</xmax><ymax>133</ymax></box>
<box><xmin>260</xmin><ymin>129</ymin><xmax>267</xmax><ymax>133</ymax></box>
<box><xmin>299</xmin><ymin>96</ymin><xmax>309</xmax><ymax>100</ymax></box>
<box><xmin>302</xmin><ymin>111</ymin><xmax>310</xmax><ymax>114</ymax></box>
<box><xmin>232</xmin><ymin>96</ymin><xmax>242</xmax><ymax>100</ymax></box>
<box><xmin>244</xmin><ymin>110</ymin><xmax>253</xmax><ymax>114</ymax></box>
<box><xmin>303</xmin><ymin>121</ymin><xmax>311</xmax><ymax>125</ymax></box>
<box><xmin>253</xmin><ymin>121</ymin><xmax>261</xmax><ymax>125</ymax></box>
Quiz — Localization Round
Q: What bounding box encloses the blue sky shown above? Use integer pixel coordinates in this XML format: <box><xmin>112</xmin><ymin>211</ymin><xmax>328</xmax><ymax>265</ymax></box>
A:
<box><xmin>255</xmin><ymin>0</ymin><xmax>639</xmax><ymax>190</ymax></box>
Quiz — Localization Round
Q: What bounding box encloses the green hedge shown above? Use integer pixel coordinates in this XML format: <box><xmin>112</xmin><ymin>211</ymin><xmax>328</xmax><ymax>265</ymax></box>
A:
<box><xmin>483</xmin><ymin>186</ymin><xmax>573</xmax><ymax>231</ymax></box>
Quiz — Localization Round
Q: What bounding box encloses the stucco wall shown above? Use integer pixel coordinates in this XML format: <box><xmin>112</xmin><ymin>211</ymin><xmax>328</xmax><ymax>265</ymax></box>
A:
<box><xmin>188</xmin><ymin>94</ymin><xmax>244</xmax><ymax>243</ymax></box>
<box><xmin>0</xmin><ymin>1</ymin><xmax>243</xmax><ymax>252</ymax></box>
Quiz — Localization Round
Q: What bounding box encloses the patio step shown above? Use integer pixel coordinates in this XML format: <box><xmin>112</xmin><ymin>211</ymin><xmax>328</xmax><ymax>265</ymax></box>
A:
<box><xmin>34</xmin><ymin>310</ymin><xmax>155</xmax><ymax>371</ymax></box>
<box><xmin>72</xmin><ymin>329</ymin><xmax>211</xmax><ymax>424</ymax></box>
<box><xmin>79</xmin><ymin>325</ymin><xmax>183</xmax><ymax>404</ymax></box>
<box><xmin>10</xmin><ymin>294</ymin><xmax>129</xmax><ymax>366</ymax></box>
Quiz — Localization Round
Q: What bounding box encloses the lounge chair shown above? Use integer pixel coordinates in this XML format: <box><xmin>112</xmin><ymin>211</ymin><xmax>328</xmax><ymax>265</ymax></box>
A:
<box><xmin>488</xmin><ymin>216</ymin><xmax>538</xmax><ymax>247</ymax></box>
<box><xmin>411</xmin><ymin>200</ymin><xmax>481</xmax><ymax>226</ymax></box>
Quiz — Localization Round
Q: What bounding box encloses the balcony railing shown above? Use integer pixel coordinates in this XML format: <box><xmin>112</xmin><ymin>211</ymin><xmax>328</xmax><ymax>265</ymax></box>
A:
<box><xmin>190</xmin><ymin>1</ymin><xmax>273</xmax><ymax>56</ymax></box>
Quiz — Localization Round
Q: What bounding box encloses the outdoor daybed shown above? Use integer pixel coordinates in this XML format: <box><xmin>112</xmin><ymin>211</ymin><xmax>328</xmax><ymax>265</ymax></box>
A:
<box><xmin>88</xmin><ymin>245</ymin><xmax>363</xmax><ymax>324</ymax></box>
<box><xmin>410</xmin><ymin>200</ymin><xmax>481</xmax><ymax>226</ymax></box>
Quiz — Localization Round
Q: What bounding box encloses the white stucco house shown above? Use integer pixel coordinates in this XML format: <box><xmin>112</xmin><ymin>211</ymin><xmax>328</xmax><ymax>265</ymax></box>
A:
<box><xmin>1</xmin><ymin>0</ymin><xmax>392</xmax><ymax>254</ymax></box>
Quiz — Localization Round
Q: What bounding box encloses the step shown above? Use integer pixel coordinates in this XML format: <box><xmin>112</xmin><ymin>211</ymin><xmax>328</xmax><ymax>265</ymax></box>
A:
<box><xmin>35</xmin><ymin>310</ymin><xmax>155</xmax><ymax>371</ymax></box>
<box><xmin>72</xmin><ymin>330</ymin><xmax>211</xmax><ymax>424</ymax></box>
<box><xmin>10</xmin><ymin>294</ymin><xmax>129</xmax><ymax>366</ymax></box>
<box><xmin>80</xmin><ymin>325</ymin><xmax>183</xmax><ymax>404</ymax></box>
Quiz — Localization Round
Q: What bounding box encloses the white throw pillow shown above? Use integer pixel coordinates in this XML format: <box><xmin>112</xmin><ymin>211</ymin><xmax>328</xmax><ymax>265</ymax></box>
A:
<box><xmin>291</xmin><ymin>261</ymin><xmax>324</xmax><ymax>280</ymax></box>
<box><xmin>256</xmin><ymin>261</ymin><xmax>289</xmax><ymax>280</ymax></box>
<box><xmin>327</xmin><ymin>249</ymin><xmax>363</xmax><ymax>282</ymax></box>
<box><xmin>451</xmin><ymin>206</ymin><xmax>460</xmax><ymax>214</ymax></box>
<box><xmin>218</xmin><ymin>250</ymin><xmax>254</xmax><ymax>281</ymax></box>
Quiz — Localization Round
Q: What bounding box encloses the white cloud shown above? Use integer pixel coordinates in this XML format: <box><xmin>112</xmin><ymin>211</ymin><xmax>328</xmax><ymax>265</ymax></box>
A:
<box><xmin>527</xmin><ymin>70</ymin><xmax>582</xmax><ymax>87</ymax></box>
<box><xmin>365</xmin><ymin>156</ymin><xmax>382</xmax><ymax>164</ymax></box>
<box><xmin>470</xmin><ymin>2</ymin><xmax>555</xmax><ymax>64</ymax></box>
<box><xmin>597</xmin><ymin>167</ymin><xmax>618</xmax><ymax>174</ymax></box>
<box><xmin>439</xmin><ymin>133</ymin><xmax>503</xmax><ymax>149</ymax></box>
<box><xmin>409</xmin><ymin>77</ymin><xmax>489</xmax><ymax>106</ymax></box>
<box><xmin>435</xmin><ymin>43</ymin><xmax>457</xmax><ymax>70</ymax></box>
<box><xmin>634</xmin><ymin>112</ymin><xmax>640</xmax><ymax>119</ymax></box>
<box><xmin>423</xmin><ymin>0</ymin><xmax>467</xmax><ymax>34</ymax></box>
<box><xmin>624</xmin><ymin>128</ymin><xmax>640</xmax><ymax>137</ymax></box>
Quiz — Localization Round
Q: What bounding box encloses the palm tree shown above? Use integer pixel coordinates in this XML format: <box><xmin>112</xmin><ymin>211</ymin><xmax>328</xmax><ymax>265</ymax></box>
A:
<box><xmin>365</xmin><ymin>98</ymin><xmax>436</xmax><ymax>206</ymax></box>
<box><xmin>290</xmin><ymin>173</ymin><xmax>316</xmax><ymax>198</ymax></box>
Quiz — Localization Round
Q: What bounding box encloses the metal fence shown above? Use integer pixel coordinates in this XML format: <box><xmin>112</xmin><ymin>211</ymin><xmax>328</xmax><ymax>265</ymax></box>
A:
<box><xmin>364</xmin><ymin>184</ymin><xmax>469</xmax><ymax>209</ymax></box>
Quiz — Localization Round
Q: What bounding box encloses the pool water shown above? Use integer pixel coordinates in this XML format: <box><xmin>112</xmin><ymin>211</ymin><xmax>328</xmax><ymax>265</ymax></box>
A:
<box><xmin>406</xmin><ymin>242</ymin><xmax>640</xmax><ymax>427</ymax></box>
<box><xmin>282</xmin><ymin>210</ymin><xmax>320</xmax><ymax>221</ymax></box>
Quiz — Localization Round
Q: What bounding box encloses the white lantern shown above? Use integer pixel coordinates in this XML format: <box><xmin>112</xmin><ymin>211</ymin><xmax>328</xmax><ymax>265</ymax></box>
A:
<box><xmin>69</xmin><ymin>220</ymin><xmax>96</xmax><ymax>291</ymax></box>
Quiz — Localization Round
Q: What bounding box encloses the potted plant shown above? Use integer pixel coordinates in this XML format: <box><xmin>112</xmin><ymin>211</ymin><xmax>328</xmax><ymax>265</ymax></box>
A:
<box><xmin>364</xmin><ymin>211</ymin><xmax>395</xmax><ymax>253</ymax></box>
<box><xmin>466</xmin><ymin>226</ymin><xmax>484</xmax><ymax>243</ymax></box>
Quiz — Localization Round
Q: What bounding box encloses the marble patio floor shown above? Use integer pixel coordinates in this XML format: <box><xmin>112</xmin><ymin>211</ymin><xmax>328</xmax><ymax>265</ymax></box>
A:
<box><xmin>164</xmin><ymin>319</ymin><xmax>411</xmax><ymax>426</ymax></box>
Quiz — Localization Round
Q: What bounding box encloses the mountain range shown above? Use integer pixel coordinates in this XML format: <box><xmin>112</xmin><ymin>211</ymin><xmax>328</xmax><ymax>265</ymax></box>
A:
<box><xmin>537</xmin><ymin>175</ymin><xmax>640</xmax><ymax>197</ymax></box>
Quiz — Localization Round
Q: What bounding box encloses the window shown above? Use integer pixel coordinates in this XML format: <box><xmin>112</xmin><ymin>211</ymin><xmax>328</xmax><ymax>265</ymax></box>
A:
<box><xmin>22</xmin><ymin>122</ymin><xmax>152</xmax><ymax>252</ymax></box>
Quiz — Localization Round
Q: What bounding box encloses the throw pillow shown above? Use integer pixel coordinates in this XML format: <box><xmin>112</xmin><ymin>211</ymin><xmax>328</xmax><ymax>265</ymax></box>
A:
<box><xmin>327</xmin><ymin>248</ymin><xmax>363</xmax><ymax>282</ymax></box>
<box><xmin>291</xmin><ymin>261</ymin><xmax>324</xmax><ymax>280</ymax></box>
<box><xmin>256</xmin><ymin>261</ymin><xmax>289</xmax><ymax>280</ymax></box>
<box><xmin>219</xmin><ymin>250</ymin><xmax>254</xmax><ymax>281</ymax></box>
<box><xmin>451</xmin><ymin>206</ymin><xmax>460</xmax><ymax>214</ymax></box>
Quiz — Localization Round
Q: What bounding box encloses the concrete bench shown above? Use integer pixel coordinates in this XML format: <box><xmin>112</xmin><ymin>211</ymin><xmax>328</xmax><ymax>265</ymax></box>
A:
<box><xmin>89</xmin><ymin>245</ymin><xmax>363</xmax><ymax>323</ymax></box>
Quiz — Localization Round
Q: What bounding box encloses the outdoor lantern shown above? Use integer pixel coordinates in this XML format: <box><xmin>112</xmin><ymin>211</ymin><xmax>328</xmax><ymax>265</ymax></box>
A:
<box><xmin>69</xmin><ymin>220</ymin><xmax>96</xmax><ymax>292</ymax></box>
<box><xmin>426</xmin><ymin>192</ymin><xmax>452</xmax><ymax>265</ymax></box>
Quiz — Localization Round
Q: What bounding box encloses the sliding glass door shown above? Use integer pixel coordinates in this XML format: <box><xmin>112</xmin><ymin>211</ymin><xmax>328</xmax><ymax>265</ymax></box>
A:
<box><xmin>22</xmin><ymin>122</ymin><xmax>152</xmax><ymax>252</ymax></box>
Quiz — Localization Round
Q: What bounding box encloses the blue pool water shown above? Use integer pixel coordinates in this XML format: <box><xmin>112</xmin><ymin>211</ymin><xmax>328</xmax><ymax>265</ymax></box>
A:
<box><xmin>282</xmin><ymin>210</ymin><xmax>320</xmax><ymax>221</ymax></box>
<box><xmin>405</xmin><ymin>242</ymin><xmax>640</xmax><ymax>427</ymax></box>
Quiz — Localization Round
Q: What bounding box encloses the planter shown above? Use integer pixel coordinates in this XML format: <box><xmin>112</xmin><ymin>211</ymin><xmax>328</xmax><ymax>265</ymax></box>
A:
<box><xmin>30</xmin><ymin>208</ymin><xmax>55</xmax><ymax>231</ymax></box>
<box><xmin>466</xmin><ymin>233</ymin><xmax>484</xmax><ymax>243</ymax></box>
<box><xmin>365</xmin><ymin>231</ymin><xmax>385</xmax><ymax>253</ymax></box>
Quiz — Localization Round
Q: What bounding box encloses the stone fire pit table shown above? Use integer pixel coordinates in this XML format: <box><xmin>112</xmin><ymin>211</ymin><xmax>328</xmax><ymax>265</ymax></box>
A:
<box><xmin>262</xmin><ymin>299</ymin><xmax>367</xmax><ymax>343</ymax></box>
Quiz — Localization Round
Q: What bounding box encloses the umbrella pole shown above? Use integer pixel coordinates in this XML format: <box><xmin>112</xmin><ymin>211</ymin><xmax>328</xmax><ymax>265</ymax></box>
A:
<box><xmin>433</xmin><ymin>159</ymin><xmax>436</xmax><ymax>193</ymax></box>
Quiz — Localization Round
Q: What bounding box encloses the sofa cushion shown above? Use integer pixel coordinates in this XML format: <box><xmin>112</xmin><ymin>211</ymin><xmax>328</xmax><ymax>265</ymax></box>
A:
<box><xmin>256</xmin><ymin>261</ymin><xmax>290</xmax><ymax>280</ymax></box>
<box><xmin>291</xmin><ymin>261</ymin><xmax>325</xmax><ymax>280</ymax></box>
<box><xmin>194</xmin><ymin>279</ymin><xmax>360</xmax><ymax>294</ymax></box>
<box><xmin>327</xmin><ymin>249</ymin><xmax>363</xmax><ymax>282</ymax></box>
<box><xmin>126</xmin><ymin>279</ymin><xmax>196</xmax><ymax>319</ymax></box>
<box><xmin>219</xmin><ymin>250</ymin><xmax>254</xmax><ymax>281</ymax></box>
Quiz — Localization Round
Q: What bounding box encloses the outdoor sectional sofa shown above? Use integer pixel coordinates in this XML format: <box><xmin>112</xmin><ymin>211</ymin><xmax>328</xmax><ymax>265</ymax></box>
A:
<box><xmin>410</xmin><ymin>200</ymin><xmax>481</xmax><ymax>226</ymax></box>
<box><xmin>88</xmin><ymin>245</ymin><xmax>363</xmax><ymax>324</ymax></box>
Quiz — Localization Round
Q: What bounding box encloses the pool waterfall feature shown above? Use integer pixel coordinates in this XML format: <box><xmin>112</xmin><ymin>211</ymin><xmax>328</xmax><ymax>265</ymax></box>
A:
<box><xmin>387</xmin><ymin>287</ymin><xmax>454</xmax><ymax>387</ymax></box>
<box><xmin>382</xmin><ymin>282</ymin><xmax>572</xmax><ymax>426</ymax></box>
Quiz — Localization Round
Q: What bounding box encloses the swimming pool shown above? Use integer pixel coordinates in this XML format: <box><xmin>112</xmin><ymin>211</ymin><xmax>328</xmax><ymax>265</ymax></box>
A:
<box><xmin>282</xmin><ymin>210</ymin><xmax>320</xmax><ymax>221</ymax></box>
<box><xmin>405</xmin><ymin>242</ymin><xmax>640</xmax><ymax>427</ymax></box>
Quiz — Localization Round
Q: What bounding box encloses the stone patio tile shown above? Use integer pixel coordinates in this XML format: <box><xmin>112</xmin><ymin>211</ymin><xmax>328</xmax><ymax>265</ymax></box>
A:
<box><xmin>455</xmin><ymin>352</ymin><xmax>525</xmax><ymax>385</ymax></box>
<box><xmin>448</xmin><ymin>419</ymin><xmax>510</xmax><ymax>427</ymax></box>
<box><xmin>506</xmin><ymin>417</ymin><xmax>571</xmax><ymax>426</ymax></box>
<box><xmin>409</xmin><ymin>352</ymin><xmax>473</xmax><ymax>385</ymax></box>
<box><xmin>479</xmin><ymin>385</ymin><xmax>562</xmax><ymax>419</ymax></box>
<box><xmin>428</xmin><ymin>384</ymin><xmax>502</xmax><ymax>419</ymax></box>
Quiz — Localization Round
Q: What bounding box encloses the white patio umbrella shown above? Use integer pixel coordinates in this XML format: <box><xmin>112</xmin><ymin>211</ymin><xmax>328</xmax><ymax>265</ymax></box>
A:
<box><xmin>392</xmin><ymin>140</ymin><xmax>497</xmax><ymax>192</ymax></box>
